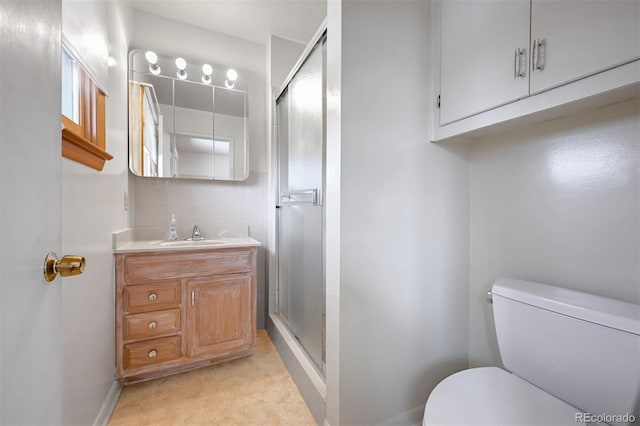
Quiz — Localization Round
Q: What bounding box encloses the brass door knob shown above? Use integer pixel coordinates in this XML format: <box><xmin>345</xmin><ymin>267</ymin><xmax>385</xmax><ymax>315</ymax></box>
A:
<box><xmin>43</xmin><ymin>252</ymin><xmax>86</xmax><ymax>282</ymax></box>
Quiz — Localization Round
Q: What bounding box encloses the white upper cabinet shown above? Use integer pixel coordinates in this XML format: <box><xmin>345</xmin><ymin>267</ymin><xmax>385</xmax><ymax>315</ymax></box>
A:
<box><xmin>434</xmin><ymin>0</ymin><xmax>640</xmax><ymax>141</ymax></box>
<box><xmin>529</xmin><ymin>0</ymin><xmax>640</xmax><ymax>94</ymax></box>
<box><xmin>440</xmin><ymin>0</ymin><xmax>530</xmax><ymax>125</ymax></box>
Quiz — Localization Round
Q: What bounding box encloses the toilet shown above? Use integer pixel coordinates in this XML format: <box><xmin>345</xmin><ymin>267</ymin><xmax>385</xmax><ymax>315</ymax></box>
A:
<box><xmin>423</xmin><ymin>278</ymin><xmax>640</xmax><ymax>426</ymax></box>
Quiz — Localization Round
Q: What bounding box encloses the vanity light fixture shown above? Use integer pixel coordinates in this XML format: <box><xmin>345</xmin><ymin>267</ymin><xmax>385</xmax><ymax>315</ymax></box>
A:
<box><xmin>145</xmin><ymin>50</ymin><xmax>161</xmax><ymax>75</ymax></box>
<box><xmin>202</xmin><ymin>64</ymin><xmax>213</xmax><ymax>84</ymax></box>
<box><xmin>225</xmin><ymin>68</ymin><xmax>238</xmax><ymax>89</ymax></box>
<box><xmin>175</xmin><ymin>57</ymin><xmax>187</xmax><ymax>80</ymax></box>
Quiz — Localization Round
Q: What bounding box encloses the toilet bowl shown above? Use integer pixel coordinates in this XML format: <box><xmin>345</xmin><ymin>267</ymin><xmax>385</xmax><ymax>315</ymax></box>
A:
<box><xmin>423</xmin><ymin>279</ymin><xmax>640</xmax><ymax>426</ymax></box>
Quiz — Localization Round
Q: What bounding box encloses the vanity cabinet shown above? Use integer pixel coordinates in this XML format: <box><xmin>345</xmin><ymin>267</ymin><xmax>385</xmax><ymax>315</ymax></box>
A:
<box><xmin>437</xmin><ymin>0</ymin><xmax>640</xmax><ymax>131</ymax></box>
<box><xmin>115</xmin><ymin>247</ymin><xmax>257</xmax><ymax>384</ymax></box>
<box><xmin>187</xmin><ymin>274</ymin><xmax>253</xmax><ymax>358</ymax></box>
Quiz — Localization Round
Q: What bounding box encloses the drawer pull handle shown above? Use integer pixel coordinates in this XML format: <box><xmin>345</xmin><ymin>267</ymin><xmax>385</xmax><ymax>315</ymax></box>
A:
<box><xmin>148</xmin><ymin>321</ymin><xmax>157</xmax><ymax>329</ymax></box>
<box><xmin>148</xmin><ymin>293</ymin><xmax>158</xmax><ymax>302</ymax></box>
<box><xmin>148</xmin><ymin>349</ymin><xmax>157</xmax><ymax>358</ymax></box>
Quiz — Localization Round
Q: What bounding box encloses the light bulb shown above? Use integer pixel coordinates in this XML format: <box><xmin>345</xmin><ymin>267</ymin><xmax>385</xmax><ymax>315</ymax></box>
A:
<box><xmin>225</xmin><ymin>79</ymin><xmax>235</xmax><ymax>89</ymax></box>
<box><xmin>145</xmin><ymin>51</ymin><xmax>158</xmax><ymax>65</ymax></box>
<box><xmin>226</xmin><ymin>68</ymin><xmax>238</xmax><ymax>81</ymax></box>
<box><xmin>201</xmin><ymin>64</ymin><xmax>213</xmax><ymax>84</ymax></box>
<box><xmin>175</xmin><ymin>57</ymin><xmax>187</xmax><ymax>71</ymax></box>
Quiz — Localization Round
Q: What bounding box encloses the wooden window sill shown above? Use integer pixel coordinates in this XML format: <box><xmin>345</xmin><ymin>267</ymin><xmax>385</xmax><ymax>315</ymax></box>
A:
<box><xmin>62</xmin><ymin>127</ymin><xmax>113</xmax><ymax>171</ymax></box>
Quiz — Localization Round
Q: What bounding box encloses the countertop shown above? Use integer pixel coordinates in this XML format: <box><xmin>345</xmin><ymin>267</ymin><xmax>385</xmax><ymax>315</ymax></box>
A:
<box><xmin>114</xmin><ymin>237</ymin><xmax>262</xmax><ymax>254</ymax></box>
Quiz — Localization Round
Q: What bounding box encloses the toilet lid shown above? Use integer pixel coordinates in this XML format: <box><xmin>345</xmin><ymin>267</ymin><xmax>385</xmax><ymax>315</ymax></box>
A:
<box><xmin>423</xmin><ymin>367</ymin><xmax>583</xmax><ymax>426</ymax></box>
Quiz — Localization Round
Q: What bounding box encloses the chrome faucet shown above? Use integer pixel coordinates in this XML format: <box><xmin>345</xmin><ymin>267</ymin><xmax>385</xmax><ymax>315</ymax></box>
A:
<box><xmin>191</xmin><ymin>225</ymin><xmax>203</xmax><ymax>241</ymax></box>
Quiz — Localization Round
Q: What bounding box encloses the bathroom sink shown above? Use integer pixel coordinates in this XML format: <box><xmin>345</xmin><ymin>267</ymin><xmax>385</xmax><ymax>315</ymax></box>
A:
<box><xmin>158</xmin><ymin>239</ymin><xmax>227</xmax><ymax>247</ymax></box>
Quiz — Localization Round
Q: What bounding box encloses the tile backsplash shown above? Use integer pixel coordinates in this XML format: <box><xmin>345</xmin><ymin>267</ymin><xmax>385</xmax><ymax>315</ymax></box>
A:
<box><xmin>132</xmin><ymin>172</ymin><xmax>267</xmax><ymax>243</ymax></box>
<box><xmin>132</xmin><ymin>171</ymin><xmax>269</xmax><ymax>327</ymax></box>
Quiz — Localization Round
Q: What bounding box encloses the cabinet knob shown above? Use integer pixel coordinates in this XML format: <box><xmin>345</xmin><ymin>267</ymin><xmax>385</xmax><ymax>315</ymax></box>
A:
<box><xmin>148</xmin><ymin>321</ymin><xmax>157</xmax><ymax>329</ymax></box>
<box><xmin>148</xmin><ymin>293</ymin><xmax>158</xmax><ymax>302</ymax></box>
<box><xmin>148</xmin><ymin>349</ymin><xmax>157</xmax><ymax>358</ymax></box>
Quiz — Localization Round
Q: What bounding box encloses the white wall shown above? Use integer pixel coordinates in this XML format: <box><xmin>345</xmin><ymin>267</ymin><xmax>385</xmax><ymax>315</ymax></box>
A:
<box><xmin>61</xmin><ymin>0</ymin><xmax>109</xmax><ymax>91</ymax></box>
<box><xmin>131</xmin><ymin>10</ymin><xmax>269</xmax><ymax>328</ymax></box>
<box><xmin>327</xmin><ymin>2</ymin><xmax>470</xmax><ymax>424</ymax></box>
<box><xmin>270</xmin><ymin>35</ymin><xmax>306</xmax><ymax>93</ymax></box>
<box><xmin>60</xmin><ymin>2</ymin><xmax>133</xmax><ymax>424</ymax></box>
<box><xmin>468</xmin><ymin>99</ymin><xmax>640</xmax><ymax>367</ymax></box>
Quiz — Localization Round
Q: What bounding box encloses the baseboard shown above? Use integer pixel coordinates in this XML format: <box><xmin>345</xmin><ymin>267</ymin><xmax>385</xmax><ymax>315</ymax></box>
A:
<box><xmin>92</xmin><ymin>380</ymin><xmax>122</xmax><ymax>426</ymax></box>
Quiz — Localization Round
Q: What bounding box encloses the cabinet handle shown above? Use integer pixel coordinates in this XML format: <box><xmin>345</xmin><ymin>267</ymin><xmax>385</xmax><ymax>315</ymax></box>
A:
<box><xmin>148</xmin><ymin>293</ymin><xmax>158</xmax><ymax>302</ymax></box>
<box><xmin>191</xmin><ymin>291</ymin><xmax>195</xmax><ymax>306</ymax></box>
<box><xmin>532</xmin><ymin>38</ymin><xmax>545</xmax><ymax>71</ymax></box>
<box><xmin>148</xmin><ymin>321</ymin><xmax>157</xmax><ymax>330</ymax></box>
<box><xmin>148</xmin><ymin>349</ymin><xmax>157</xmax><ymax>358</ymax></box>
<box><xmin>514</xmin><ymin>48</ymin><xmax>525</xmax><ymax>78</ymax></box>
<box><xmin>536</xmin><ymin>39</ymin><xmax>545</xmax><ymax>71</ymax></box>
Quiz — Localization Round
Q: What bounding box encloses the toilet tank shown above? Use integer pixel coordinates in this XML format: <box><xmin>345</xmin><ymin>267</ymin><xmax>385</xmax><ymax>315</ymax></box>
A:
<box><xmin>492</xmin><ymin>278</ymin><xmax>640</xmax><ymax>424</ymax></box>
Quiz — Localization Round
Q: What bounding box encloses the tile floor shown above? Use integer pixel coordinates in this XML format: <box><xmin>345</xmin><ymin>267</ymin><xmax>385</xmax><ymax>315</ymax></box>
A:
<box><xmin>109</xmin><ymin>330</ymin><xmax>315</xmax><ymax>425</ymax></box>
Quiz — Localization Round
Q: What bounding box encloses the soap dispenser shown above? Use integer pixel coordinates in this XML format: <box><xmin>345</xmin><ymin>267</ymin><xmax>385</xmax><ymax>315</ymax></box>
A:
<box><xmin>168</xmin><ymin>214</ymin><xmax>179</xmax><ymax>241</ymax></box>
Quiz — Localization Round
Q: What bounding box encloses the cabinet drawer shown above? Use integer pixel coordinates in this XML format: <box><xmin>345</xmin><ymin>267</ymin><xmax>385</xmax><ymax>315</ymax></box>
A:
<box><xmin>124</xmin><ymin>250</ymin><xmax>252</xmax><ymax>284</ymax></box>
<box><xmin>123</xmin><ymin>282</ymin><xmax>180</xmax><ymax>313</ymax></box>
<box><xmin>124</xmin><ymin>336</ymin><xmax>180</xmax><ymax>369</ymax></box>
<box><xmin>123</xmin><ymin>309</ymin><xmax>181</xmax><ymax>341</ymax></box>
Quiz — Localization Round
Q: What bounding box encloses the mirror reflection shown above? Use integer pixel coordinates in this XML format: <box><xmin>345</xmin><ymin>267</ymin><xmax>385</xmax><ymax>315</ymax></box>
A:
<box><xmin>128</xmin><ymin>50</ymin><xmax>248</xmax><ymax>180</ymax></box>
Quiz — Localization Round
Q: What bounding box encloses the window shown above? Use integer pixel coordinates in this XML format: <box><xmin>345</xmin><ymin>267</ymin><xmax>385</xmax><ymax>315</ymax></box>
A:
<box><xmin>61</xmin><ymin>48</ymin><xmax>112</xmax><ymax>170</ymax></box>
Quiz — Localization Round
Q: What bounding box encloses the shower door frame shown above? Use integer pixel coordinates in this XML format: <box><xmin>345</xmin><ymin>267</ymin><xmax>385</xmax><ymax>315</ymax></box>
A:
<box><xmin>274</xmin><ymin>31</ymin><xmax>328</xmax><ymax>378</ymax></box>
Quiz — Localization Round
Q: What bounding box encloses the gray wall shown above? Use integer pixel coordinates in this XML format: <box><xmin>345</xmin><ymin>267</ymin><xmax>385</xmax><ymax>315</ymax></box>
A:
<box><xmin>334</xmin><ymin>1</ymin><xmax>470</xmax><ymax>424</ymax></box>
<box><xmin>468</xmin><ymin>99</ymin><xmax>640</xmax><ymax>367</ymax></box>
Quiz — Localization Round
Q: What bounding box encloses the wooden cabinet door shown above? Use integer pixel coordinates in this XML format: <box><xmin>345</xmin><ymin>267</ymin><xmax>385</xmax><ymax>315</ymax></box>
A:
<box><xmin>187</xmin><ymin>274</ymin><xmax>254</xmax><ymax>358</ymax></box>
<box><xmin>440</xmin><ymin>0</ymin><xmax>530</xmax><ymax>125</ymax></box>
<box><xmin>530</xmin><ymin>0</ymin><xmax>640</xmax><ymax>94</ymax></box>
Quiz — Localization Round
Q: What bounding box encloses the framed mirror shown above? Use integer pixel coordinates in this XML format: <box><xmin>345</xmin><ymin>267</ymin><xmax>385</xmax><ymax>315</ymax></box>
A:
<box><xmin>128</xmin><ymin>49</ymin><xmax>249</xmax><ymax>180</ymax></box>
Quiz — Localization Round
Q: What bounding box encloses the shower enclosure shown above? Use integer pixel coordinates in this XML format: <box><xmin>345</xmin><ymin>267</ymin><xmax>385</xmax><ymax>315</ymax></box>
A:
<box><xmin>275</xmin><ymin>35</ymin><xmax>326</xmax><ymax>374</ymax></box>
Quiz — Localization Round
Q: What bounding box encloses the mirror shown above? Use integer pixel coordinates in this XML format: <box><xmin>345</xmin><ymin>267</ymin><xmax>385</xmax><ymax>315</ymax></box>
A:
<box><xmin>128</xmin><ymin>49</ymin><xmax>248</xmax><ymax>180</ymax></box>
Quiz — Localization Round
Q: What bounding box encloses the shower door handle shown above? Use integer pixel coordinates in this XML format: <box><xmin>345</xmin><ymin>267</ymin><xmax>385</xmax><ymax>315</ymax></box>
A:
<box><xmin>280</xmin><ymin>189</ymin><xmax>321</xmax><ymax>206</ymax></box>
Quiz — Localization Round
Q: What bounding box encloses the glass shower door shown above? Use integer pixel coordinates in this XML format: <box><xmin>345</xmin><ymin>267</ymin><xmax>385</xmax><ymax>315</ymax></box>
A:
<box><xmin>276</xmin><ymin>40</ymin><xmax>325</xmax><ymax>373</ymax></box>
